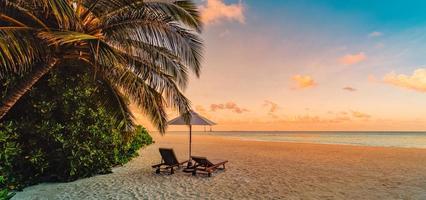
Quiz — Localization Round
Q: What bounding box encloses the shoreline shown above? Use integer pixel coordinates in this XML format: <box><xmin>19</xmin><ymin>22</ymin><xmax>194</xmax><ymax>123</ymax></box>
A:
<box><xmin>163</xmin><ymin>131</ymin><xmax>426</xmax><ymax>149</ymax></box>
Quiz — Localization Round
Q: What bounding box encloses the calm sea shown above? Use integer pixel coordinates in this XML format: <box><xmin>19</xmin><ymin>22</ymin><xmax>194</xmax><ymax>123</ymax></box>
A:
<box><xmin>173</xmin><ymin>131</ymin><xmax>426</xmax><ymax>149</ymax></box>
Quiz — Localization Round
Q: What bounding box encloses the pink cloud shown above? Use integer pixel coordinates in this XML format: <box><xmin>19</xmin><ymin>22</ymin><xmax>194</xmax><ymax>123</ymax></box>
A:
<box><xmin>342</xmin><ymin>86</ymin><xmax>357</xmax><ymax>92</ymax></box>
<box><xmin>210</xmin><ymin>101</ymin><xmax>249</xmax><ymax>113</ymax></box>
<box><xmin>383</xmin><ymin>69</ymin><xmax>426</xmax><ymax>92</ymax></box>
<box><xmin>291</xmin><ymin>75</ymin><xmax>317</xmax><ymax>89</ymax></box>
<box><xmin>263</xmin><ymin>100</ymin><xmax>279</xmax><ymax>113</ymax></box>
<box><xmin>339</xmin><ymin>52</ymin><xmax>367</xmax><ymax>65</ymax></box>
<box><xmin>210</xmin><ymin>103</ymin><xmax>224</xmax><ymax>111</ymax></box>
<box><xmin>200</xmin><ymin>0</ymin><xmax>245</xmax><ymax>25</ymax></box>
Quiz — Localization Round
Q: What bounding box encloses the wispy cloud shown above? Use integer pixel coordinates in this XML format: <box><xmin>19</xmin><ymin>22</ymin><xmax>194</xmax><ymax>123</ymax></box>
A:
<box><xmin>200</xmin><ymin>0</ymin><xmax>245</xmax><ymax>25</ymax></box>
<box><xmin>210</xmin><ymin>102</ymin><xmax>249</xmax><ymax>113</ymax></box>
<box><xmin>383</xmin><ymin>68</ymin><xmax>426</xmax><ymax>92</ymax></box>
<box><xmin>338</xmin><ymin>52</ymin><xmax>367</xmax><ymax>65</ymax></box>
<box><xmin>368</xmin><ymin>31</ymin><xmax>383</xmax><ymax>38</ymax></box>
<box><xmin>284</xmin><ymin>114</ymin><xmax>350</xmax><ymax>124</ymax></box>
<box><xmin>283</xmin><ymin>110</ymin><xmax>369</xmax><ymax>124</ymax></box>
<box><xmin>342</xmin><ymin>86</ymin><xmax>357</xmax><ymax>92</ymax></box>
<box><xmin>351</xmin><ymin>110</ymin><xmax>371</xmax><ymax>120</ymax></box>
<box><xmin>291</xmin><ymin>75</ymin><xmax>317</xmax><ymax>89</ymax></box>
<box><xmin>263</xmin><ymin>100</ymin><xmax>279</xmax><ymax>118</ymax></box>
<box><xmin>263</xmin><ymin>100</ymin><xmax>279</xmax><ymax>113</ymax></box>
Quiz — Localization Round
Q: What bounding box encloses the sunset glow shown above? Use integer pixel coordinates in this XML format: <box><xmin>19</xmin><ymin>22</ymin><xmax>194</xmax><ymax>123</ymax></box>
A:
<box><xmin>135</xmin><ymin>0</ymin><xmax>426</xmax><ymax>131</ymax></box>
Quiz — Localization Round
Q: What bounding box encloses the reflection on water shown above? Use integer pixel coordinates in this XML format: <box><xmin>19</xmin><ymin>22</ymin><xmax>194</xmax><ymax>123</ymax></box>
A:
<box><xmin>169</xmin><ymin>131</ymin><xmax>426</xmax><ymax>149</ymax></box>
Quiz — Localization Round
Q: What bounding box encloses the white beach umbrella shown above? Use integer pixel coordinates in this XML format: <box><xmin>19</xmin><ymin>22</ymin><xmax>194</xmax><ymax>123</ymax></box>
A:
<box><xmin>168</xmin><ymin>110</ymin><xmax>216</xmax><ymax>168</ymax></box>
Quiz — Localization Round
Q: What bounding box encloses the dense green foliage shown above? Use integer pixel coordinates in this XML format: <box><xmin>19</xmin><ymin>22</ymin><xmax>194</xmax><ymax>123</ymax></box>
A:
<box><xmin>0</xmin><ymin>69</ymin><xmax>153</xmax><ymax>190</ymax></box>
<box><xmin>0</xmin><ymin>175</ymin><xmax>15</xmax><ymax>200</ymax></box>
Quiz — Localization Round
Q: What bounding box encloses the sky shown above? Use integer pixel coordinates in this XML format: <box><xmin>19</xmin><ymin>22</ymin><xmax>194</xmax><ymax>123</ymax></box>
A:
<box><xmin>135</xmin><ymin>0</ymin><xmax>426</xmax><ymax>131</ymax></box>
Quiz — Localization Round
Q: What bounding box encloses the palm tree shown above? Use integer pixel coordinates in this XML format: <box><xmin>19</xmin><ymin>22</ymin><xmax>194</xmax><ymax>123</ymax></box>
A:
<box><xmin>0</xmin><ymin>0</ymin><xmax>203</xmax><ymax>133</ymax></box>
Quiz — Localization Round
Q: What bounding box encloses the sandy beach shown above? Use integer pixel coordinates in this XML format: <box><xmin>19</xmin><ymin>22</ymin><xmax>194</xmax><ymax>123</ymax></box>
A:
<box><xmin>13</xmin><ymin>132</ymin><xmax>426</xmax><ymax>200</ymax></box>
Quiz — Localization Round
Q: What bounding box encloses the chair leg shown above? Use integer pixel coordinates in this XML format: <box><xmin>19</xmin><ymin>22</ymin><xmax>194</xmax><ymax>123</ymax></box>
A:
<box><xmin>208</xmin><ymin>172</ymin><xmax>211</xmax><ymax>177</ymax></box>
<box><xmin>156</xmin><ymin>168</ymin><xmax>160</xmax><ymax>174</ymax></box>
<box><xmin>170</xmin><ymin>167</ymin><xmax>174</xmax><ymax>175</ymax></box>
<box><xmin>192</xmin><ymin>170</ymin><xmax>197</xmax><ymax>176</ymax></box>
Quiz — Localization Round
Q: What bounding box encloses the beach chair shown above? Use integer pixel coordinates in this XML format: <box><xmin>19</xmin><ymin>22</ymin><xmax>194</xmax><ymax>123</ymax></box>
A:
<box><xmin>191</xmin><ymin>156</ymin><xmax>228</xmax><ymax>177</ymax></box>
<box><xmin>152</xmin><ymin>148</ymin><xmax>188</xmax><ymax>175</ymax></box>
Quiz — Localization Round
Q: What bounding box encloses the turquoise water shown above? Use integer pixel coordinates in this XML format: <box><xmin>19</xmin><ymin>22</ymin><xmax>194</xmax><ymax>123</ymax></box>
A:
<box><xmin>182</xmin><ymin>131</ymin><xmax>426</xmax><ymax>149</ymax></box>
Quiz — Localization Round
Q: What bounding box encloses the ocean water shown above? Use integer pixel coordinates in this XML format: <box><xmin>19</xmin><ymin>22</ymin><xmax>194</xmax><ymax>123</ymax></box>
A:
<box><xmin>182</xmin><ymin>131</ymin><xmax>426</xmax><ymax>149</ymax></box>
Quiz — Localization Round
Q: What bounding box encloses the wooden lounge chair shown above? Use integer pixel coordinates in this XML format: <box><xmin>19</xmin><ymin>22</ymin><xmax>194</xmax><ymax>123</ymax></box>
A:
<box><xmin>191</xmin><ymin>156</ymin><xmax>228</xmax><ymax>177</ymax></box>
<box><xmin>152</xmin><ymin>148</ymin><xmax>188</xmax><ymax>175</ymax></box>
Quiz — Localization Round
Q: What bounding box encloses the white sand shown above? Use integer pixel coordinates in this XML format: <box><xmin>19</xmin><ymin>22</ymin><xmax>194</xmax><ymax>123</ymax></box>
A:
<box><xmin>13</xmin><ymin>133</ymin><xmax>426</xmax><ymax>200</ymax></box>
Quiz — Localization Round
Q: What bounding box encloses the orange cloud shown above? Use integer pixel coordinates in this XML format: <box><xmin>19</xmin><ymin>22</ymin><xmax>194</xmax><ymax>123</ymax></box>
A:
<box><xmin>291</xmin><ymin>75</ymin><xmax>317</xmax><ymax>89</ymax></box>
<box><xmin>342</xmin><ymin>86</ymin><xmax>357</xmax><ymax>92</ymax></box>
<box><xmin>339</xmin><ymin>52</ymin><xmax>367</xmax><ymax>65</ymax></box>
<box><xmin>200</xmin><ymin>0</ymin><xmax>245</xmax><ymax>25</ymax></box>
<box><xmin>210</xmin><ymin>102</ymin><xmax>249</xmax><ymax>113</ymax></box>
<box><xmin>383</xmin><ymin>69</ymin><xmax>426</xmax><ymax>92</ymax></box>
<box><xmin>351</xmin><ymin>111</ymin><xmax>371</xmax><ymax>120</ymax></box>
<box><xmin>288</xmin><ymin>115</ymin><xmax>322</xmax><ymax>123</ymax></box>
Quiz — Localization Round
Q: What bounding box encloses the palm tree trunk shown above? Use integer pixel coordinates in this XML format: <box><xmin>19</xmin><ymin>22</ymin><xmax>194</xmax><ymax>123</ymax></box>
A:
<box><xmin>0</xmin><ymin>58</ymin><xmax>59</xmax><ymax>120</ymax></box>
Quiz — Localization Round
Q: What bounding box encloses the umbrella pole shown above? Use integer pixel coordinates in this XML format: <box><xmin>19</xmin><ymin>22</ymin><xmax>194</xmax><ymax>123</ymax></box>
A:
<box><xmin>188</xmin><ymin>125</ymin><xmax>193</xmax><ymax>168</ymax></box>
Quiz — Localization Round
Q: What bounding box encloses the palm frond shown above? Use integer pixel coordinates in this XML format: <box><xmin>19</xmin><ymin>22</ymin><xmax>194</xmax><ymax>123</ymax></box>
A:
<box><xmin>119</xmin><ymin>52</ymin><xmax>192</xmax><ymax>116</ymax></box>
<box><xmin>81</xmin><ymin>0</ymin><xmax>143</xmax><ymax>17</ymax></box>
<box><xmin>37</xmin><ymin>31</ymin><xmax>99</xmax><ymax>46</ymax></box>
<box><xmin>0</xmin><ymin>0</ymin><xmax>49</xmax><ymax>29</ymax></box>
<box><xmin>101</xmin><ymin>79</ymin><xmax>136</xmax><ymax>131</ymax></box>
<box><xmin>38</xmin><ymin>0</ymin><xmax>79</xmax><ymax>29</ymax></box>
<box><xmin>103</xmin><ymin>18</ymin><xmax>203</xmax><ymax>77</ymax></box>
<box><xmin>100</xmin><ymin>1</ymin><xmax>202</xmax><ymax>32</ymax></box>
<box><xmin>105</xmin><ymin>38</ymin><xmax>189</xmax><ymax>89</ymax></box>
<box><xmin>0</xmin><ymin>29</ymin><xmax>43</xmax><ymax>78</ymax></box>
<box><xmin>92</xmin><ymin>43</ymin><xmax>191</xmax><ymax>133</ymax></box>
<box><xmin>100</xmin><ymin>65</ymin><xmax>169</xmax><ymax>133</ymax></box>
<box><xmin>95</xmin><ymin>41</ymin><xmax>191</xmax><ymax>114</ymax></box>
<box><xmin>172</xmin><ymin>0</ymin><xmax>203</xmax><ymax>31</ymax></box>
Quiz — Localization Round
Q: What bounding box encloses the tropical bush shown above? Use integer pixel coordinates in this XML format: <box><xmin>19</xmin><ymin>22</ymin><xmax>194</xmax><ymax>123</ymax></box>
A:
<box><xmin>0</xmin><ymin>175</ymin><xmax>15</xmax><ymax>200</ymax></box>
<box><xmin>0</xmin><ymin>68</ymin><xmax>153</xmax><ymax>190</ymax></box>
<box><xmin>0</xmin><ymin>0</ymin><xmax>202</xmax><ymax>193</ymax></box>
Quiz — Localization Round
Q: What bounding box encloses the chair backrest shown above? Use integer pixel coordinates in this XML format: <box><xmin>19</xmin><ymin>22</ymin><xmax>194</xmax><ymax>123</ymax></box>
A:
<box><xmin>159</xmin><ymin>148</ymin><xmax>179</xmax><ymax>165</ymax></box>
<box><xmin>191</xmin><ymin>156</ymin><xmax>213</xmax><ymax>167</ymax></box>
